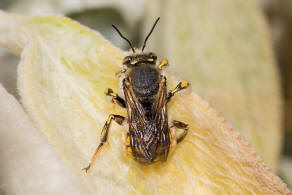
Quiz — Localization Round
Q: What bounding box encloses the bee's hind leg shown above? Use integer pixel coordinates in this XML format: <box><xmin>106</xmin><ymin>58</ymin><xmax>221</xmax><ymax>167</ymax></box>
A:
<box><xmin>82</xmin><ymin>114</ymin><xmax>125</xmax><ymax>172</ymax></box>
<box><xmin>171</xmin><ymin>120</ymin><xmax>189</xmax><ymax>144</ymax></box>
<box><xmin>105</xmin><ymin>88</ymin><xmax>126</xmax><ymax>108</ymax></box>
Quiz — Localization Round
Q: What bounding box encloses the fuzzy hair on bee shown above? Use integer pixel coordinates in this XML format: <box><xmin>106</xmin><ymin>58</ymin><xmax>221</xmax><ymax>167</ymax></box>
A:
<box><xmin>83</xmin><ymin>17</ymin><xmax>190</xmax><ymax>172</ymax></box>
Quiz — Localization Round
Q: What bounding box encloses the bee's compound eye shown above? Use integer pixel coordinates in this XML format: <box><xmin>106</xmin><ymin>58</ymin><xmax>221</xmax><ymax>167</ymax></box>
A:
<box><xmin>123</xmin><ymin>56</ymin><xmax>132</xmax><ymax>65</ymax></box>
<box><xmin>148</xmin><ymin>52</ymin><xmax>157</xmax><ymax>60</ymax></box>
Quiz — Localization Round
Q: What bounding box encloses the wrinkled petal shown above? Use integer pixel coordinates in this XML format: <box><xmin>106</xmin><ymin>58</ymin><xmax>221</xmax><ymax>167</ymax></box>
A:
<box><xmin>0</xmin><ymin>84</ymin><xmax>84</xmax><ymax>195</ymax></box>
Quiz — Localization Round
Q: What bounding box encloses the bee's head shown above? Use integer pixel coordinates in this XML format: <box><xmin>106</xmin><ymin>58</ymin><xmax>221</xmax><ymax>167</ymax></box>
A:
<box><xmin>123</xmin><ymin>52</ymin><xmax>157</xmax><ymax>67</ymax></box>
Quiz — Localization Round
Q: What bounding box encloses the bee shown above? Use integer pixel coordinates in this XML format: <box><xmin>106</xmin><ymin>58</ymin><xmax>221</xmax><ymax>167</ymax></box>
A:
<box><xmin>83</xmin><ymin>18</ymin><xmax>189</xmax><ymax>172</ymax></box>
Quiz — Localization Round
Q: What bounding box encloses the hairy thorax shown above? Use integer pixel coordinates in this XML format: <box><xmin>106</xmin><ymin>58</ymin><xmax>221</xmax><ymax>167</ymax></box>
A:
<box><xmin>128</xmin><ymin>64</ymin><xmax>161</xmax><ymax>98</ymax></box>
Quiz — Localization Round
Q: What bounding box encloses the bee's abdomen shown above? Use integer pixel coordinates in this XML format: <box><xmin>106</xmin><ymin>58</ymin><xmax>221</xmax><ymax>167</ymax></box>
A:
<box><xmin>129</xmin><ymin>65</ymin><xmax>160</xmax><ymax>97</ymax></box>
<box><xmin>129</xmin><ymin>124</ymin><xmax>169</xmax><ymax>164</ymax></box>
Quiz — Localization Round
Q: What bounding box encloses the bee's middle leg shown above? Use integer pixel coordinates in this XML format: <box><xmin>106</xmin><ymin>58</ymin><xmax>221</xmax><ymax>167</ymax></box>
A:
<box><xmin>171</xmin><ymin>120</ymin><xmax>189</xmax><ymax>143</ymax></box>
<box><xmin>105</xmin><ymin>88</ymin><xmax>126</xmax><ymax>108</ymax></box>
<box><xmin>167</xmin><ymin>81</ymin><xmax>190</xmax><ymax>102</ymax></box>
<box><xmin>83</xmin><ymin>114</ymin><xmax>125</xmax><ymax>172</ymax></box>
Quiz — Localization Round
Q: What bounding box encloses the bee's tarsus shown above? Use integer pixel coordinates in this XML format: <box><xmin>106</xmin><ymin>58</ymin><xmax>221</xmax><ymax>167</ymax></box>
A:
<box><xmin>105</xmin><ymin>88</ymin><xmax>126</xmax><ymax>108</ymax></box>
<box><xmin>84</xmin><ymin>114</ymin><xmax>125</xmax><ymax>171</ymax></box>
<box><xmin>158</xmin><ymin>59</ymin><xmax>169</xmax><ymax>69</ymax></box>
<box><xmin>167</xmin><ymin>80</ymin><xmax>190</xmax><ymax>102</ymax></box>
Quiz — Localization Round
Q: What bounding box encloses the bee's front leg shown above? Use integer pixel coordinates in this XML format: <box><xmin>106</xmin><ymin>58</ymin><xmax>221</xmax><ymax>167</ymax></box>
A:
<box><xmin>158</xmin><ymin>59</ymin><xmax>169</xmax><ymax>69</ymax></box>
<box><xmin>171</xmin><ymin>120</ymin><xmax>189</xmax><ymax>144</ymax></box>
<box><xmin>167</xmin><ymin>81</ymin><xmax>190</xmax><ymax>102</ymax></box>
<box><xmin>105</xmin><ymin>88</ymin><xmax>126</xmax><ymax>108</ymax></box>
<box><xmin>82</xmin><ymin>114</ymin><xmax>126</xmax><ymax>172</ymax></box>
<box><xmin>115</xmin><ymin>68</ymin><xmax>127</xmax><ymax>77</ymax></box>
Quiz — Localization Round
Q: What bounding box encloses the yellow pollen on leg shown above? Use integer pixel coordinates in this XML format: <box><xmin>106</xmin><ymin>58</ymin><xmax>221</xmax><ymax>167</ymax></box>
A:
<box><xmin>105</xmin><ymin>88</ymin><xmax>117</xmax><ymax>97</ymax></box>
<box><xmin>180</xmin><ymin>80</ymin><xmax>189</xmax><ymax>88</ymax></box>
<box><xmin>158</xmin><ymin>59</ymin><xmax>168</xmax><ymax>69</ymax></box>
<box><xmin>127</xmin><ymin>146</ymin><xmax>132</xmax><ymax>153</ymax></box>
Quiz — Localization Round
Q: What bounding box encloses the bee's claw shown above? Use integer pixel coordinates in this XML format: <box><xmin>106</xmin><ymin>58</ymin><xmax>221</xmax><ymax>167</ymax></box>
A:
<box><xmin>82</xmin><ymin>166</ymin><xmax>90</xmax><ymax>173</ymax></box>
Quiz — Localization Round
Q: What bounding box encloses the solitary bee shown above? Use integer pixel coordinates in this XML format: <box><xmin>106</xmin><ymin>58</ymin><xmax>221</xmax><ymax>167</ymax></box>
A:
<box><xmin>83</xmin><ymin>18</ymin><xmax>189</xmax><ymax>172</ymax></box>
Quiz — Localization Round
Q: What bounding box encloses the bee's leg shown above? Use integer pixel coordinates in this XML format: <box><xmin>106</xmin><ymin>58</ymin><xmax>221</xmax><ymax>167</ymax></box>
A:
<box><xmin>171</xmin><ymin>120</ymin><xmax>189</xmax><ymax>143</ymax></box>
<box><xmin>158</xmin><ymin>59</ymin><xmax>169</xmax><ymax>69</ymax></box>
<box><xmin>105</xmin><ymin>88</ymin><xmax>126</xmax><ymax>108</ymax></box>
<box><xmin>167</xmin><ymin>80</ymin><xmax>190</xmax><ymax>102</ymax></box>
<box><xmin>82</xmin><ymin>114</ymin><xmax>125</xmax><ymax>172</ymax></box>
<box><xmin>115</xmin><ymin>68</ymin><xmax>127</xmax><ymax>77</ymax></box>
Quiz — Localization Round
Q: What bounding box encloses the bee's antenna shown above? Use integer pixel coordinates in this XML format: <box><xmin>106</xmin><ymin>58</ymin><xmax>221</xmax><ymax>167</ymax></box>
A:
<box><xmin>112</xmin><ymin>24</ymin><xmax>135</xmax><ymax>53</ymax></box>
<box><xmin>142</xmin><ymin>17</ymin><xmax>160</xmax><ymax>51</ymax></box>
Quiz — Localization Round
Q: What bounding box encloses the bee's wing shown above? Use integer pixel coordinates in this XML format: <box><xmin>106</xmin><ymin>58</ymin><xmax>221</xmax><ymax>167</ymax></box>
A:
<box><xmin>152</xmin><ymin>76</ymin><xmax>170</xmax><ymax>158</ymax></box>
<box><xmin>123</xmin><ymin>79</ymin><xmax>146</xmax><ymax>123</ymax></box>
<box><xmin>153</xmin><ymin>76</ymin><xmax>168</xmax><ymax>121</ymax></box>
<box><xmin>123</xmin><ymin>79</ymin><xmax>149</xmax><ymax>160</ymax></box>
<box><xmin>153</xmin><ymin>76</ymin><xmax>168</xmax><ymax>132</ymax></box>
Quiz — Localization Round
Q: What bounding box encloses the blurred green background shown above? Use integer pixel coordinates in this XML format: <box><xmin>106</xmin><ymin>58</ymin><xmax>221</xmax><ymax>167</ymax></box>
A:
<box><xmin>0</xmin><ymin>0</ymin><xmax>292</xmax><ymax>189</ymax></box>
